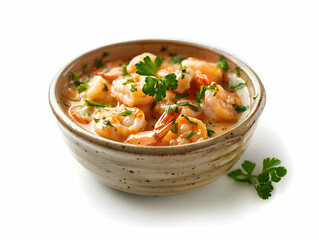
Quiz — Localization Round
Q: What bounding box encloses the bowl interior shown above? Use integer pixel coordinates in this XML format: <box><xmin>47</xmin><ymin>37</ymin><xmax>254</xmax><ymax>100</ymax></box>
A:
<box><xmin>49</xmin><ymin>39</ymin><xmax>265</xmax><ymax>155</ymax></box>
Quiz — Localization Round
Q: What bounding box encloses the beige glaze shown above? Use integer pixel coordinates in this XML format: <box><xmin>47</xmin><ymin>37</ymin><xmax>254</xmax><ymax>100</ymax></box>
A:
<box><xmin>49</xmin><ymin>40</ymin><xmax>266</xmax><ymax>196</ymax></box>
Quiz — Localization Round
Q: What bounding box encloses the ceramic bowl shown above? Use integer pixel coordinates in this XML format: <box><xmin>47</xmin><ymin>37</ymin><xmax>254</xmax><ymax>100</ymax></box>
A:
<box><xmin>49</xmin><ymin>39</ymin><xmax>266</xmax><ymax>196</ymax></box>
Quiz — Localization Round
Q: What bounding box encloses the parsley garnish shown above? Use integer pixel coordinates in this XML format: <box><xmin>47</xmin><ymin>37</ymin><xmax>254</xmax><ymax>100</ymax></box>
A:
<box><xmin>216</xmin><ymin>55</ymin><xmax>229</xmax><ymax>71</ymax></box>
<box><xmin>94</xmin><ymin>118</ymin><xmax>100</xmax><ymax>123</ymax></box>
<box><xmin>207</xmin><ymin>129</ymin><xmax>215</xmax><ymax>137</ymax></box>
<box><xmin>169</xmin><ymin>53</ymin><xmax>186</xmax><ymax>65</ymax></box>
<box><xmin>103</xmin><ymin>120</ymin><xmax>114</xmax><ymax>127</ymax></box>
<box><xmin>229</xmin><ymin>80</ymin><xmax>246</xmax><ymax>90</ymax></box>
<box><xmin>119</xmin><ymin>110</ymin><xmax>134</xmax><ymax>116</ymax></box>
<box><xmin>196</xmin><ymin>84</ymin><xmax>217</xmax><ymax>103</ymax></box>
<box><xmin>161</xmin><ymin>46</ymin><xmax>167</xmax><ymax>52</ymax></box>
<box><xmin>76</xmin><ymin>81</ymin><xmax>89</xmax><ymax>93</ymax></box>
<box><xmin>82</xmin><ymin>62</ymin><xmax>88</xmax><ymax>69</ymax></box>
<box><xmin>122</xmin><ymin>79</ymin><xmax>134</xmax><ymax>85</ymax></box>
<box><xmin>165</xmin><ymin>105</ymin><xmax>179</xmax><ymax>114</ymax></box>
<box><xmin>69</xmin><ymin>97</ymin><xmax>80</xmax><ymax>101</ymax></box>
<box><xmin>235</xmin><ymin>67</ymin><xmax>240</xmax><ymax>76</ymax></box>
<box><xmin>170</xmin><ymin>122</ymin><xmax>178</xmax><ymax>134</ymax></box>
<box><xmin>103</xmin><ymin>68</ymin><xmax>111</xmax><ymax>73</ymax></box>
<box><xmin>186</xmin><ymin>131</ymin><xmax>196</xmax><ymax>139</ymax></box>
<box><xmin>253</xmin><ymin>93</ymin><xmax>259</xmax><ymax>100</ymax></box>
<box><xmin>227</xmin><ymin>157</ymin><xmax>287</xmax><ymax>200</ymax></box>
<box><xmin>232</xmin><ymin>104</ymin><xmax>249</xmax><ymax>113</ymax></box>
<box><xmin>228</xmin><ymin>80</ymin><xmax>246</xmax><ymax>91</ymax></box>
<box><xmin>130</xmin><ymin>84</ymin><xmax>137</xmax><ymax>92</ymax></box>
<box><xmin>77</xmin><ymin>105</ymin><xmax>91</xmax><ymax>117</ymax></box>
<box><xmin>178</xmin><ymin>102</ymin><xmax>199</xmax><ymax>112</ymax></box>
<box><xmin>94</xmin><ymin>52</ymin><xmax>109</xmax><ymax>69</ymax></box>
<box><xmin>182</xmin><ymin>115</ymin><xmax>198</xmax><ymax>126</ymax></box>
<box><xmin>122</xmin><ymin>63</ymin><xmax>130</xmax><ymax>77</ymax></box>
<box><xmin>135</xmin><ymin>56</ymin><xmax>178</xmax><ymax>101</ymax></box>
<box><xmin>106</xmin><ymin>103</ymin><xmax>116</xmax><ymax>107</ymax></box>
<box><xmin>102</xmin><ymin>83</ymin><xmax>108</xmax><ymax>91</ymax></box>
<box><xmin>85</xmin><ymin>99</ymin><xmax>105</xmax><ymax>108</ymax></box>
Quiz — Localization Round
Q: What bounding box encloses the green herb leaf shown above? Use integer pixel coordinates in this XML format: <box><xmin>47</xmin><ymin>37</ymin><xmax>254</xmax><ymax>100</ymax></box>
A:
<box><xmin>77</xmin><ymin>106</ymin><xmax>90</xmax><ymax>117</ymax></box>
<box><xmin>196</xmin><ymin>84</ymin><xmax>217</xmax><ymax>103</ymax></box>
<box><xmin>102</xmin><ymin>83</ymin><xmax>108</xmax><ymax>91</ymax></box>
<box><xmin>122</xmin><ymin>64</ymin><xmax>130</xmax><ymax>77</ymax></box>
<box><xmin>169</xmin><ymin>53</ymin><xmax>186</xmax><ymax>65</ymax></box>
<box><xmin>170</xmin><ymin>122</ymin><xmax>178</xmax><ymax>134</ymax></box>
<box><xmin>94</xmin><ymin>52</ymin><xmax>109</xmax><ymax>69</ymax></box>
<box><xmin>207</xmin><ymin>129</ymin><xmax>215</xmax><ymax>137</ymax></box>
<box><xmin>103</xmin><ymin>68</ymin><xmax>111</xmax><ymax>73</ymax></box>
<box><xmin>69</xmin><ymin>97</ymin><xmax>81</xmax><ymax>101</ymax></box>
<box><xmin>122</xmin><ymin>79</ymin><xmax>134</xmax><ymax>85</ymax></box>
<box><xmin>171</xmin><ymin>105</ymin><xmax>179</xmax><ymax>113</ymax></box>
<box><xmin>119</xmin><ymin>110</ymin><xmax>133</xmax><ymax>116</ymax></box>
<box><xmin>183</xmin><ymin>115</ymin><xmax>198</xmax><ymax>126</ymax></box>
<box><xmin>163</xmin><ymin>73</ymin><xmax>178</xmax><ymax>91</ymax></box>
<box><xmin>135</xmin><ymin>56</ymin><xmax>163</xmax><ymax>77</ymax></box>
<box><xmin>85</xmin><ymin>99</ymin><xmax>105</xmax><ymax>107</ymax></box>
<box><xmin>186</xmin><ymin>131</ymin><xmax>196</xmax><ymax>139</ymax></box>
<box><xmin>82</xmin><ymin>62</ymin><xmax>88</xmax><ymax>69</ymax></box>
<box><xmin>253</xmin><ymin>93</ymin><xmax>259</xmax><ymax>100</ymax></box>
<box><xmin>73</xmin><ymin>72</ymin><xmax>80</xmax><ymax>81</ymax></box>
<box><xmin>216</xmin><ymin>55</ymin><xmax>229</xmax><ymax>71</ymax></box>
<box><xmin>130</xmin><ymin>84</ymin><xmax>137</xmax><ymax>92</ymax></box>
<box><xmin>106</xmin><ymin>102</ymin><xmax>116</xmax><ymax>107</ymax></box>
<box><xmin>229</xmin><ymin>80</ymin><xmax>246</xmax><ymax>90</ymax></box>
<box><xmin>232</xmin><ymin>104</ymin><xmax>249</xmax><ymax>113</ymax></box>
<box><xmin>161</xmin><ymin>46</ymin><xmax>167</xmax><ymax>52</ymax></box>
<box><xmin>103</xmin><ymin>120</ymin><xmax>113</xmax><ymax>127</ymax></box>
<box><xmin>76</xmin><ymin>81</ymin><xmax>89</xmax><ymax>93</ymax></box>
<box><xmin>178</xmin><ymin>102</ymin><xmax>199</xmax><ymax>112</ymax></box>
<box><xmin>227</xmin><ymin>157</ymin><xmax>287</xmax><ymax>200</ymax></box>
<box><xmin>94</xmin><ymin>118</ymin><xmax>100</xmax><ymax>123</ymax></box>
<box><xmin>235</xmin><ymin>67</ymin><xmax>240</xmax><ymax>76</ymax></box>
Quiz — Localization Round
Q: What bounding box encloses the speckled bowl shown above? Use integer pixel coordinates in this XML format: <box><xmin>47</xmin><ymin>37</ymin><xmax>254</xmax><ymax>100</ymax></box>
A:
<box><xmin>49</xmin><ymin>39</ymin><xmax>266</xmax><ymax>196</ymax></box>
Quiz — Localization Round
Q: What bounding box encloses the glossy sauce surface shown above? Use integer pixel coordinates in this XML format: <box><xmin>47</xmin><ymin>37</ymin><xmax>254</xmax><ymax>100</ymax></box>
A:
<box><xmin>61</xmin><ymin>52</ymin><xmax>250</xmax><ymax>146</ymax></box>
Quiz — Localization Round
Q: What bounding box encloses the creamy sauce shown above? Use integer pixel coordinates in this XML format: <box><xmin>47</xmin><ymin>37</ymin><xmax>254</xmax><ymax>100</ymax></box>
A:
<box><xmin>61</xmin><ymin>52</ymin><xmax>250</xmax><ymax>146</ymax></box>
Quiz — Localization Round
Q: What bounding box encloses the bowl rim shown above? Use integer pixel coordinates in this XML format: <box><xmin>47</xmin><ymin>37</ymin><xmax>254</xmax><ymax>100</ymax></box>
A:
<box><xmin>49</xmin><ymin>39</ymin><xmax>266</xmax><ymax>155</ymax></box>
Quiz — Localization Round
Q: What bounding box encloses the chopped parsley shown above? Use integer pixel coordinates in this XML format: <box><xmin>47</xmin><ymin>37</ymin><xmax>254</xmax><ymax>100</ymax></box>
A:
<box><xmin>85</xmin><ymin>99</ymin><xmax>105</xmax><ymax>108</ymax></box>
<box><xmin>103</xmin><ymin>120</ymin><xmax>114</xmax><ymax>127</ymax></box>
<box><xmin>77</xmin><ymin>105</ymin><xmax>91</xmax><ymax>117</ymax></box>
<box><xmin>183</xmin><ymin>115</ymin><xmax>198</xmax><ymax>126</ymax></box>
<box><xmin>122</xmin><ymin>79</ymin><xmax>134</xmax><ymax>85</ymax></box>
<box><xmin>169</xmin><ymin>53</ymin><xmax>186</xmax><ymax>65</ymax></box>
<box><xmin>232</xmin><ymin>104</ymin><xmax>249</xmax><ymax>113</ymax></box>
<box><xmin>235</xmin><ymin>67</ymin><xmax>240</xmax><ymax>76</ymax></box>
<box><xmin>207</xmin><ymin>129</ymin><xmax>215</xmax><ymax>137</ymax></box>
<box><xmin>102</xmin><ymin>83</ymin><xmax>108</xmax><ymax>91</ymax></box>
<box><xmin>76</xmin><ymin>81</ymin><xmax>89</xmax><ymax>93</ymax></box>
<box><xmin>229</xmin><ymin>80</ymin><xmax>246</xmax><ymax>90</ymax></box>
<box><xmin>135</xmin><ymin>56</ymin><xmax>178</xmax><ymax>101</ymax></box>
<box><xmin>119</xmin><ymin>110</ymin><xmax>134</xmax><ymax>116</ymax></box>
<box><xmin>170</xmin><ymin>122</ymin><xmax>178</xmax><ymax>134</ymax></box>
<box><xmin>106</xmin><ymin>102</ymin><xmax>116</xmax><ymax>107</ymax></box>
<box><xmin>82</xmin><ymin>62</ymin><xmax>88</xmax><ymax>69</ymax></box>
<box><xmin>94</xmin><ymin>118</ymin><xmax>100</xmax><ymax>123</ymax></box>
<box><xmin>253</xmin><ymin>93</ymin><xmax>259</xmax><ymax>100</ymax></box>
<box><xmin>161</xmin><ymin>46</ymin><xmax>167</xmax><ymax>52</ymax></box>
<box><xmin>122</xmin><ymin>63</ymin><xmax>130</xmax><ymax>77</ymax></box>
<box><xmin>186</xmin><ymin>131</ymin><xmax>196</xmax><ymax>139</ymax></box>
<box><xmin>69</xmin><ymin>97</ymin><xmax>80</xmax><ymax>101</ymax></box>
<box><xmin>178</xmin><ymin>102</ymin><xmax>199</xmax><ymax>112</ymax></box>
<box><xmin>165</xmin><ymin>105</ymin><xmax>179</xmax><ymax>114</ymax></box>
<box><xmin>94</xmin><ymin>52</ymin><xmax>109</xmax><ymax>69</ymax></box>
<box><xmin>216</xmin><ymin>55</ymin><xmax>229</xmax><ymax>71</ymax></box>
<box><xmin>196</xmin><ymin>83</ymin><xmax>217</xmax><ymax>103</ymax></box>
<box><xmin>130</xmin><ymin>84</ymin><xmax>137</xmax><ymax>92</ymax></box>
<box><xmin>227</xmin><ymin>157</ymin><xmax>287</xmax><ymax>200</ymax></box>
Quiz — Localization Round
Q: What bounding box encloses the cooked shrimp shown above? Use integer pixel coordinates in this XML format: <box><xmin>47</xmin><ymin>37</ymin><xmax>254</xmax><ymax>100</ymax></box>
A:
<box><xmin>94</xmin><ymin>104</ymin><xmax>146</xmax><ymax>142</ymax></box>
<box><xmin>96</xmin><ymin>67</ymin><xmax>123</xmax><ymax>81</ymax></box>
<box><xmin>69</xmin><ymin>105</ymin><xmax>93</xmax><ymax>124</ymax></box>
<box><xmin>126</xmin><ymin>52</ymin><xmax>157</xmax><ymax>73</ymax></box>
<box><xmin>182</xmin><ymin>57</ymin><xmax>223</xmax><ymax>83</ymax></box>
<box><xmin>125</xmin><ymin>106</ymin><xmax>182</xmax><ymax>146</ymax></box>
<box><xmin>158</xmin><ymin>116</ymin><xmax>208</xmax><ymax>146</ymax></box>
<box><xmin>158</xmin><ymin>66</ymin><xmax>195</xmax><ymax>93</ymax></box>
<box><xmin>201</xmin><ymin>84</ymin><xmax>238</xmax><ymax>121</ymax></box>
<box><xmin>111</xmin><ymin>74</ymin><xmax>154</xmax><ymax>107</ymax></box>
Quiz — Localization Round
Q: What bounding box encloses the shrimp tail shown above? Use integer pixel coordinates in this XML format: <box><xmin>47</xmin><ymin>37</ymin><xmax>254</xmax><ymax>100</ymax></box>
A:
<box><xmin>125</xmin><ymin>106</ymin><xmax>182</xmax><ymax>146</ymax></box>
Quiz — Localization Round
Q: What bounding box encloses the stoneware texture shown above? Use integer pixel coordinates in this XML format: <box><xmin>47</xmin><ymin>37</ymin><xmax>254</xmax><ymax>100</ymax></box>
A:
<box><xmin>49</xmin><ymin>40</ymin><xmax>266</xmax><ymax>196</ymax></box>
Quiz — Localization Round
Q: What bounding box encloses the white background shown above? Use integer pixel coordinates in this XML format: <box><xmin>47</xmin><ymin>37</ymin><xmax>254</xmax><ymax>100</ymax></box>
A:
<box><xmin>1</xmin><ymin>0</ymin><xmax>318</xmax><ymax>239</ymax></box>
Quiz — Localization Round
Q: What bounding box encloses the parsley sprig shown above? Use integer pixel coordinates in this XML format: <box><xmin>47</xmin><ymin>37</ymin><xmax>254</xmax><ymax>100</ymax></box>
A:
<box><xmin>227</xmin><ymin>157</ymin><xmax>287</xmax><ymax>200</ymax></box>
<box><xmin>135</xmin><ymin>56</ymin><xmax>178</xmax><ymax>101</ymax></box>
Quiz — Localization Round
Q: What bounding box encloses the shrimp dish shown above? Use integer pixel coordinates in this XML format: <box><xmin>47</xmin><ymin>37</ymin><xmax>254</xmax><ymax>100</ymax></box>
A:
<box><xmin>61</xmin><ymin>50</ymin><xmax>252</xmax><ymax>146</ymax></box>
